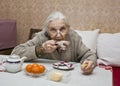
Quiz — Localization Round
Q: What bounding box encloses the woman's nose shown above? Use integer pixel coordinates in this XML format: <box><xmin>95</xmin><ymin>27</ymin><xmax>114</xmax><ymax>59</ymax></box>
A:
<box><xmin>56</xmin><ymin>31</ymin><xmax>62</xmax><ymax>37</ymax></box>
<box><xmin>55</xmin><ymin>31</ymin><xmax>63</xmax><ymax>40</ymax></box>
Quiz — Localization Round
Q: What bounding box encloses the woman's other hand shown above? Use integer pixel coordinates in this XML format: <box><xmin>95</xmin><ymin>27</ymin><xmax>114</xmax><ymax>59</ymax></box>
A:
<box><xmin>81</xmin><ymin>60</ymin><xmax>95</xmax><ymax>75</ymax></box>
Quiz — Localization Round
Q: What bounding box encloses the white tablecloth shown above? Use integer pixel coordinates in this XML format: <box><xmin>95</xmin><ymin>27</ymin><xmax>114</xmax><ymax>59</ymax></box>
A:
<box><xmin>0</xmin><ymin>58</ymin><xmax>112</xmax><ymax>86</ymax></box>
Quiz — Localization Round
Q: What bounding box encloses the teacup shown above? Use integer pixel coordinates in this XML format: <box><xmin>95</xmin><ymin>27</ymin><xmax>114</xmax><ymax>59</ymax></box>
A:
<box><xmin>55</xmin><ymin>41</ymin><xmax>70</xmax><ymax>51</ymax></box>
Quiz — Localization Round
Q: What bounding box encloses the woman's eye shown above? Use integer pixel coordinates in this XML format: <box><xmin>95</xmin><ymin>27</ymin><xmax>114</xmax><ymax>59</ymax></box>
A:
<box><xmin>50</xmin><ymin>28</ymin><xmax>56</xmax><ymax>32</ymax></box>
<box><xmin>60</xmin><ymin>27</ymin><xmax>66</xmax><ymax>31</ymax></box>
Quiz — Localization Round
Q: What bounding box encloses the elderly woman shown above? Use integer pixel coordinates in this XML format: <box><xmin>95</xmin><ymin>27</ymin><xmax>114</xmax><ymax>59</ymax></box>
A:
<box><xmin>11</xmin><ymin>11</ymin><xmax>97</xmax><ymax>74</ymax></box>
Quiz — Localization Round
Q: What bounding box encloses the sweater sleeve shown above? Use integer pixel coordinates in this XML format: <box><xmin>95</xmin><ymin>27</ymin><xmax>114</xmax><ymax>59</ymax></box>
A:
<box><xmin>76</xmin><ymin>35</ymin><xmax>97</xmax><ymax>65</ymax></box>
<box><xmin>11</xmin><ymin>33</ymin><xmax>44</xmax><ymax>61</ymax></box>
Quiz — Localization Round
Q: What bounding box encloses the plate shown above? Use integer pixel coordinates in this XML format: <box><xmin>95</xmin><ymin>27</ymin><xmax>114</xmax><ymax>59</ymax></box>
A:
<box><xmin>53</xmin><ymin>61</ymin><xmax>74</xmax><ymax>70</ymax></box>
<box><xmin>24</xmin><ymin>69</ymin><xmax>47</xmax><ymax>77</ymax></box>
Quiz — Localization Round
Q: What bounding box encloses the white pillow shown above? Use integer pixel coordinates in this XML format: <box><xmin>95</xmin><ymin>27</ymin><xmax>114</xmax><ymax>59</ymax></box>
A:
<box><xmin>97</xmin><ymin>33</ymin><xmax>120</xmax><ymax>66</ymax></box>
<box><xmin>75</xmin><ymin>29</ymin><xmax>100</xmax><ymax>53</ymax></box>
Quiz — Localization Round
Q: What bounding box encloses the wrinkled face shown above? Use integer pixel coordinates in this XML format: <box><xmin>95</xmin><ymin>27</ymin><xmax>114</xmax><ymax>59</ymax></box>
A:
<box><xmin>48</xmin><ymin>19</ymin><xmax>69</xmax><ymax>41</ymax></box>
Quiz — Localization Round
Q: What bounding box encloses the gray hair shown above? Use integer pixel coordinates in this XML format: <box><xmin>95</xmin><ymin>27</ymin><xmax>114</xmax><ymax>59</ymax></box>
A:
<box><xmin>43</xmin><ymin>11</ymin><xmax>70</xmax><ymax>31</ymax></box>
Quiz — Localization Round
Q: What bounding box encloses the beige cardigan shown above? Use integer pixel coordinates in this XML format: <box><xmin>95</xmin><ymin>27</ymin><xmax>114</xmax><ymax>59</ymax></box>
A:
<box><xmin>11</xmin><ymin>29</ymin><xmax>97</xmax><ymax>64</ymax></box>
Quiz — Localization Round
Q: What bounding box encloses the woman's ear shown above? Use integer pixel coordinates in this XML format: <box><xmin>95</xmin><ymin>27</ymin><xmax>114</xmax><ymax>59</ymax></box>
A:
<box><xmin>67</xmin><ymin>25</ymin><xmax>70</xmax><ymax>31</ymax></box>
<box><xmin>67</xmin><ymin>25</ymin><xmax>70</xmax><ymax>33</ymax></box>
<box><xmin>44</xmin><ymin>31</ymin><xmax>51</xmax><ymax>40</ymax></box>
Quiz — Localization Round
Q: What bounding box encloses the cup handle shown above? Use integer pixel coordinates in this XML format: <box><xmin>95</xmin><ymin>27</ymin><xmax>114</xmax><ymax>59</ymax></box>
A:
<box><xmin>0</xmin><ymin>58</ymin><xmax>6</xmax><ymax>72</ymax></box>
<box><xmin>0</xmin><ymin>58</ymin><xmax>6</xmax><ymax>65</ymax></box>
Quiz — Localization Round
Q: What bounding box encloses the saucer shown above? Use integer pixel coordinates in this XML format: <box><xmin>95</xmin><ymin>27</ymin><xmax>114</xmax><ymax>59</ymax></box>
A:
<box><xmin>53</xmin><ymin>61</ymin><xmax>74</xmax><ymax>70</ymax></box>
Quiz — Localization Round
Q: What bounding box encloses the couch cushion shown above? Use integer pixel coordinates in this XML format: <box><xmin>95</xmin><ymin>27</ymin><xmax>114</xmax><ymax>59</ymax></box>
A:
<box><xmin>97</xmin><ymin>33</ymin><xmax>120</xmax><ymax>66</ymax></box>
<box><xmin>113</xmin><ymin>67</ymin><xmax>120</xmax><ymax>86</ymax></box>
<box><xmin>75</xmin><ymin>29</ymin><xmax>100</xmax><ymax>53</ymax></box>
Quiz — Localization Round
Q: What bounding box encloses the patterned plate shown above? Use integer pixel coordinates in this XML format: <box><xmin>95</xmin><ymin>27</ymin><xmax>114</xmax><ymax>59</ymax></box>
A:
<box><xmin>53</xmin><ymin>61</ymin><xmax>74</xmax><ymax>70</ymax></box>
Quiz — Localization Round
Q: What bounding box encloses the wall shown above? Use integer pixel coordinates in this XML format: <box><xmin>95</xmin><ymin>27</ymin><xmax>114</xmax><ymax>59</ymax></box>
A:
<box><xmin>0</xmin><ymin>0</ymin><xmax>120</xmax><ymax>44</ymax></box>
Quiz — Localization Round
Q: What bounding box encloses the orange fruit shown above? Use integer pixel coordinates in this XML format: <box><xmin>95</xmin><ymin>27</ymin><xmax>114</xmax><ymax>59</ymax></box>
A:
<box><xmin>26</xmin><ymin>64</ymin><xmax>32</xmax><ymax>73</ymax></box>
<box><xmin>31</xmin><ymin>66</ymin><xmax>41</xmax><ymax>74</ymax></box>
<box><xmin>26</xmin><ymin>63</ymin><xmax>46</xmax><ymax>74</ymax></box>
<box><xmin>31</xmin><ymin>63</ymin><xmax>40</xmax><ymax>68</ymax></box>
<box><xmin>39</xmin><ymin>65</ymin><xmax>45</xmax><ymax>73</ymax></box>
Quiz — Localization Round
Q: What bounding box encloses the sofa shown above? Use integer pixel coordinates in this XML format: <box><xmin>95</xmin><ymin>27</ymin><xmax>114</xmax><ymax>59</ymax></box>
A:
<box><xmin>0</xmin><ymin>20</ymin><xmax>17</xmax><ymax>55</ymax></box>
<box><xmin>75</xmin><ymin>29</ymin><xmax>120</xmax><ymax>86</ymax></box>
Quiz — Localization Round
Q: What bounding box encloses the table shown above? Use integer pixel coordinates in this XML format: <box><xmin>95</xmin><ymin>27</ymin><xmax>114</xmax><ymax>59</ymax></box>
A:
<box><xmin>0</xmin><ymin>59</ymin><xmax>112</xmax><ymax>86</ymax></box>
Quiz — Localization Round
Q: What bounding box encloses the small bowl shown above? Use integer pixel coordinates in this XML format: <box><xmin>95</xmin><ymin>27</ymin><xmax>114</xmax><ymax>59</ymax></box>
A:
<box><xmin>47</xmin><ymin>69</ymin><xmax>71</xmax><ymax>83</ymax></box>
<box><xmin>24</xmin><ymin>69</ymin><xmax>47</xmax><ymax>77</ymax></box>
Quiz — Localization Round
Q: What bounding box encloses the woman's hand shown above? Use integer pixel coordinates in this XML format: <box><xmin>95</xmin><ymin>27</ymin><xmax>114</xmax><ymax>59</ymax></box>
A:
<box><xmin>81</xmin><ymin>60</ymin><xmax>95</xmax><ymax>75</ymax></box>
<box><xmin>42</xmin><ymin>40</ymin><xmax>57</xmax><ymax>53</ymax></box>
